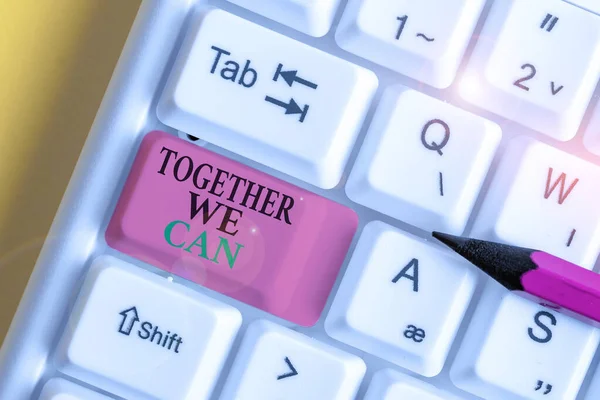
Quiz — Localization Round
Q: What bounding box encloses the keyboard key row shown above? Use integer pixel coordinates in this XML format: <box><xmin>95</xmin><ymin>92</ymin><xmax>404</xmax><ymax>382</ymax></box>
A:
<box><xmin>158</xmin><ymin>4</ymin><xmax>600</xmax><ymax>198</ymax></box>
<box><xmin>216</xmin><ymin>0</ymin><xmax>600</xmax><ymax>143</ymax></box>
<box><xmin>47</xmin><ymin>252</ymin><xmax>600</xmax><ymax>399</ymax></box>
<box><xmin>345</xmin><ymin>97</ymin><xmax>600</xmax><ymax>251</ymax></box>
<box><xmin>52</xmin><ymin>258</ymin><xmax>365</xmax><ymax>399</ymax></box>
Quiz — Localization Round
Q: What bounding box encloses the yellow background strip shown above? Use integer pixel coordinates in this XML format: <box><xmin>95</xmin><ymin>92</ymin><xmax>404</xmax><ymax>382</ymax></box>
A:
<box><xmin>0</xmin><ymin>0</ymin><xmax>141</xmax><ymax>345</ymax></box>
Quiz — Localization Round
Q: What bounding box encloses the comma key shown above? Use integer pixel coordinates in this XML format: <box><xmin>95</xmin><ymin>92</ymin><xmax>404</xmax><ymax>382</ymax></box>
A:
<box><xmin>451</xmin><ymin>281</ymin><xmax>599</xmax><ymax>400</ymax></box>
<box><xmin>106</xmin><ymin>131</ymin><xmax>358</xmax><ymax>327</ymax></box>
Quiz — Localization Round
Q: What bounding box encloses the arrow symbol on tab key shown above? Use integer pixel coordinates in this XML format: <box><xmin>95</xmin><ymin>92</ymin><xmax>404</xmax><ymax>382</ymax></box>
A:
<box><xmin>274</xmin><ymin>64</ymin><xmax>318</xmax><ymax>89</ymax></box>
<box><xmin>277</xmin><ymin>357</ymin><xmax>299</xmax><ymax>380</ymax></box>
<box><xmin>264</xmin><ymin>96</ymin><xmax>309</xmax><ymax>123</ymax></box>
<box><xmin>118</xmin><ymin>306</ymin><xmax>140</xmax><ymax>336</ymax></box>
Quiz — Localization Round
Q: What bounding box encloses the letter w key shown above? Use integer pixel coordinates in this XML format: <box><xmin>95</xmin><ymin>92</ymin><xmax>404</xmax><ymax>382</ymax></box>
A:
<box><xmin>544</xmin><ymin>167</ymin><xmax>578</xmax><ymax>205</ymax></box>
<box><xmin>471</xmin><ymin>137</ymin><xmax>600</xmax><ymax>269</ymax></box>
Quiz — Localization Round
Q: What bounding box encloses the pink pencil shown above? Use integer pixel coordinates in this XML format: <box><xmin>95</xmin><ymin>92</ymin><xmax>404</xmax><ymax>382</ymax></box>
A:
<box><xmin>432</xmin><ymin>232</ymin><xmax>600</xmax><ymax>323</ymax></box>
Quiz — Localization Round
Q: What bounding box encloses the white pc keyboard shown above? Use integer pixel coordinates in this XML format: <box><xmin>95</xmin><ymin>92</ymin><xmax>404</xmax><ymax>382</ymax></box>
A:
<box><xmin>2</xmin><ymin>0</ymin><xmax>600</xmax><ymax>399</ymax></box>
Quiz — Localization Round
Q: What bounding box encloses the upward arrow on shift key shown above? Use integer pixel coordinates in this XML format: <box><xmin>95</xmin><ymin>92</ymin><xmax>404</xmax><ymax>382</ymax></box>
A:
<box><xmin>118</xmin><ymin>306</ymin><xmax>140</xmax><ymax>336</ymax></box>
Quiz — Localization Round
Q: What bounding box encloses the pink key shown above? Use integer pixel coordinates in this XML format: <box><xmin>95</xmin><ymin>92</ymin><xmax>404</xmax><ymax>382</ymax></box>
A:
<box><xmin>106</xmin><ymin>131</ymin><xmax>357</xmax><ymax>326</ymax></box>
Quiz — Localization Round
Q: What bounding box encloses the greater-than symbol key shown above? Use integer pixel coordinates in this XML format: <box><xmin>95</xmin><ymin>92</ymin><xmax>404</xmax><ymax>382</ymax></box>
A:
<box><xmin>276</xmin><ymin>356</ymin><xmax>299</xmax><ymax>380</ymax></box>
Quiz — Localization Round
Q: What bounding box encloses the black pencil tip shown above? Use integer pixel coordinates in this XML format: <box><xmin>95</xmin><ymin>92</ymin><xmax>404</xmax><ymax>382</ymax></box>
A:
<box><xmin>431</xmin><ymin>231</ymin><xmax>468</xmax><ymax>251</ymax></box>
<box><xmin>430</xmin><ymin>231</ymin><xmax>537</xmax><ymax>291</ymax></box>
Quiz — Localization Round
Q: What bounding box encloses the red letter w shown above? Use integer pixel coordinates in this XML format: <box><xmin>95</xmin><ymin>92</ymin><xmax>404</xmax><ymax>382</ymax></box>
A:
<box><xmin>544</xmin><ymin>168</ymin><xmax>579</xmax><ymax>205</ymax></box>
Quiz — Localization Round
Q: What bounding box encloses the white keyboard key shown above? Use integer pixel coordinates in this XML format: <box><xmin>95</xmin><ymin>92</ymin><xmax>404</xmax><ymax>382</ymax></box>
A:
<box><xmin>459</xmin><ymin>0</ymin><xmax>600</xmax><ymax>140</ymax></box>
<box><xmin>471</xmin><ymin>136</ymin><xmax>600</xmax><ymax>269</ymax></box>
<box><xmin>451</xmin><ymin>281</ymin><xmax>600</xmax><ymax>400</ymax></box>
<box><xmin>227</xmin><ymin>0</ymin><xmax>341</xmax><ymax>37</ymax></box>
<box><xmin>336</xmin><ymin>0</ymin><xmax>485</xmax><ymax>88</ymax></box>
<box><xmin>158</xmin><ymin>8</ymin><xmax>377</xmax><ymax>189</ymax></box>
<box><xmin>325</xmin><ymin>221</ymin><xmax>476</xmax><ymax>377</ymax></box>
<box><xmin>55</xmin><ymin>256</ymin><xmax>241</xmax><ymax>400</ymax></box>
<box><xmin>220</xmin><ymin>319</ymin><xmax>365</xmax><ymax>400</ymax></box>
<box><xmin>364</xmin><ymin>369</ymin><xmax>458</xmax><ymax>400</ymax></box>
<box><xmin>39</xmin><ymin>379</ymin><xmax>110</xmax><ymax>400</ymax></box>
<box><xmin>346</xmin><ymin>86</ymin><xmax>501</xmax><ymax>234</ymax></box>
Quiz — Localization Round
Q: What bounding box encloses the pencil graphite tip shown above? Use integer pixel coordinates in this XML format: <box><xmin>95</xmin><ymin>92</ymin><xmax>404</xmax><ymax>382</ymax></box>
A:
<box><xmin>431</xmin><ymin>231</ymin><xmax>468</xmax><ymax>251</ymax></box>
<box><xmin>431</xmin><ymin>231</ymin><xmax>536</xmax><ymax>291</ymax></box>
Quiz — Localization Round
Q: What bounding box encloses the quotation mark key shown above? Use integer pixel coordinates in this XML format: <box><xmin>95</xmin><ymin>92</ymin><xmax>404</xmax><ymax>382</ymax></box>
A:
<box><xmin>540</xmin><ymin>14</ymin><xmax>559</xmax><ymax>32</ymax></box>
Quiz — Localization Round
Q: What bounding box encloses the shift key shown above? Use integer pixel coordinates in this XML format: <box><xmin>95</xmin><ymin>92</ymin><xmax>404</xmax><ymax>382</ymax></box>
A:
<box><xmin>106</xmin><ymin>131</ymin><xmax>358</xmax><ymax>326</ymax></box>
<box><xmin>157</xmin><ymin>7</ymin><xmax>377</xmax><ymax>189</ymax></box>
